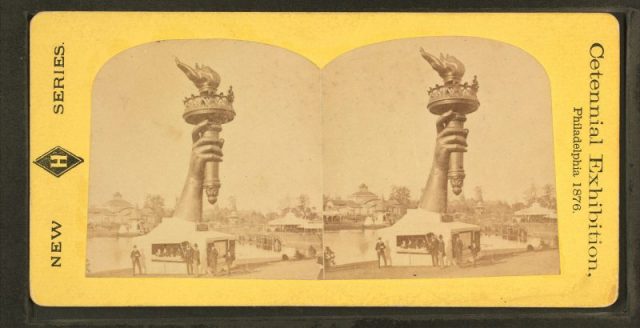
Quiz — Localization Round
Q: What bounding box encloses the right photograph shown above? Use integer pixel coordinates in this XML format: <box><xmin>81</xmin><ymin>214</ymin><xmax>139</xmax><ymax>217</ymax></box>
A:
<box><xmin>322</xmin><ymin>37</ymin><xmax>559</xmax><ymax>279</ymax></box>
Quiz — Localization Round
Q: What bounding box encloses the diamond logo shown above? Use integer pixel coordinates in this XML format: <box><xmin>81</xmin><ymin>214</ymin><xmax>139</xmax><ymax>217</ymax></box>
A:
<box><xmin>33</xmin><ymin>146</ymin><xmax>84</xmax><ymax>177</ymax></box>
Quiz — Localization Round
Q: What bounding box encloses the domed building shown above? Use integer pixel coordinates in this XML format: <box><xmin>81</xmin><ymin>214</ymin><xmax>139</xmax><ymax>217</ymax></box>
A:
<box><xmin>87</xmin><ymin>192</ymin><xmax>155</xmax><ymax>235</ymax></box>
<box><xmin>349</xmin><ymin>183</ymin><xmax>379</xmax><ymax>205</ymax></box>
<box><xmin>324</xmin><ymin>184</ymin><xmax>380</xmax><ymax>222</ymax></box>
<box><xmin>104</xmin><ymin>192</ymin><xmax>134</xmax><ymax>213</ymax></box>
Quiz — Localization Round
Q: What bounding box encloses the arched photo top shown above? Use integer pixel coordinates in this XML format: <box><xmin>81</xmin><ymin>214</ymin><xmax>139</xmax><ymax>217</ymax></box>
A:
<box><xmin>88</xmin><ymin>39</ymin><xmax>323</xmax><ymax>214</ymax></box>
<box><xmin>322</xmin><ymin>36</ymin><xmax>555</xmax><ymax>207</ymax></box>
<box><xmin>325</xmin><ymin>36</ymin><xmax>550</xmax><ymax>87</ymax></box>
<box><xmin>92</xmin><ymin>38</ymin><xmax>321</xmax><ymax>82</ymax></box>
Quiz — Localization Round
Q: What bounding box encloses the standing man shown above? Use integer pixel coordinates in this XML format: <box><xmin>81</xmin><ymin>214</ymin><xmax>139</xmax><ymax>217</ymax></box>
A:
<box><xmin>224</xmin><ymin>249</ymin><xmax>235</xmax><ymax>275</ymax></box>
<box><xmin>193</xmin><ymin>243</ymin><xmax>201</xmax><ymax>276</ymax></box>
<box><xmin>383</xmin><ymin>241</ymin><xmax>392</xmax><ymax>266</ymax></box>
<box><xmin>429</xmin><ymin>235</ymin><xmax>439</xmax><ymax>267</ymax></box>
<box><xmin>130</xmin><ymin>245</ymin><xmax>142</xmax><ymax>276</ymax></box>
<box><xmin>456</xmin><ymin>237</ymin><xmax>464</xmax><ymax>266</ymax></box>
<box><xmin>209</xmin><ymin>245</ymin><xmax>219</xmax><ymax>275</ymax></box>
<box><xmin>470</xmin><ymin>242</ymin><xmax>480</xmax><ymax>267</ymax></box>
<box><xmin>184</xmin><ymin>243</ymin><xmax>193</xmax><ymax>275</ymax></box>
<box><xmin>375</xmin><ymin>237</ymin><xmax>387</xmax><ymax>268</ymax></box>
<box><xmin>451</xmin><ymin>235</ymin><xmax>459</xmax><ymax>266</ymax></box>
<box><xmin>438</xmin><ymin>235</ymin><xmax>446</xmax><ymax>267</ymax></box>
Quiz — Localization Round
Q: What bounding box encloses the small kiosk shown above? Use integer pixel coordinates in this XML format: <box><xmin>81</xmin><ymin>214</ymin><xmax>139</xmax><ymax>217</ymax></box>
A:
<box><xmin>134</xmin><ymin>217</ymin><xmax>236</xmax><ymax>275</ymax></box>
<box><xmin>513</xmin><ymin>202</ymin><xmax>558</xmax><ymax>247</ymax></box>
<box><xmin>379</xmin><ymin>209</ymin><xmax>481</xmax><ymax>266</ymax></box>
<box><xmin>267</xmin><ymin>212</ymin><xmax>307</xmax><ymax>232</ymax></box>
<box><xmin>514</xmin><ymin>202</ymin><xmax>556</xmax><ymax>223</ymax></box>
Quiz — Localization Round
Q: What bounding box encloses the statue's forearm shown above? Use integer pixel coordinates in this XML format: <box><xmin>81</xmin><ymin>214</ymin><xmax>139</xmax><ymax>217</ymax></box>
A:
<box><xmin>419</xmin><ymin>165</ymin><xmax>448</xmax><ymax>213</ymax></box>
<box><xmin>173</xmin><ymin>176</ymin><xmax>203</xmax><ymax>221</ymax></box>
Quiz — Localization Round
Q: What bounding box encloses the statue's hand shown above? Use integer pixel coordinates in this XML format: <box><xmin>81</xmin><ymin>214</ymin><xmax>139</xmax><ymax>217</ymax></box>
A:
<box><xmin>189</xmin><ymin>120</ymin><xmax>224</xmax><ymax>180</ymax></box>
<box><xmin>433</xmin><ymin>110</ymin><xmax>468</xmax><ymax>171</ymax></box>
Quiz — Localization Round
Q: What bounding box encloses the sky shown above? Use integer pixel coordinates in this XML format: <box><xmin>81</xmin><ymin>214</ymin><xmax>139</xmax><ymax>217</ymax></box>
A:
<box><xmin>89</xmin><ymin>40</ymin><xmax>322</xmax><ymax>212</ymax></box>
<box><xmin>323</xmin><ymin>37</ymin><xmax>556</xmax><ymax>203</ymax></box>
<box><xmin>89</xmin><ymin>37</ymin><xmax>556</xmax><ymax>213</ymax></box>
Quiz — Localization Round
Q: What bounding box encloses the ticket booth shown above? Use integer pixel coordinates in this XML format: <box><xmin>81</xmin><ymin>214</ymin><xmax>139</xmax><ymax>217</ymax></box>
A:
<box><xmin>380</xmin><ymin>209</ymin><xmax>481</xmax><ymax>266</ymax></box>
<box><xmin>134</xmin><ymin>217</ymin><xmax>235</xmax><ymax>275</ymax></box>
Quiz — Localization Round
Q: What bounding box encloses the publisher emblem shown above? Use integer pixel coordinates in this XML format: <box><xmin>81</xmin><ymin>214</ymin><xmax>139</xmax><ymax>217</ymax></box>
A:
<box><xmin>33</xmin><ymin>146</ymin><xmax>84</xmax><ymax>177</ymax></box>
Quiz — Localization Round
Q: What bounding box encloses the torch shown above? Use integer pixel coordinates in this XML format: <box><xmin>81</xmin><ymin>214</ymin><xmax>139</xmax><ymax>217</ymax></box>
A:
<box><xmin>420</xmin><ymin>49</ymin><xmax>479</xmax><ymax>195</ymax></box>
<box><xmin>176</xmin><ymin>58</ymin><xmax>236</xmax><ymax>205</ymax></box>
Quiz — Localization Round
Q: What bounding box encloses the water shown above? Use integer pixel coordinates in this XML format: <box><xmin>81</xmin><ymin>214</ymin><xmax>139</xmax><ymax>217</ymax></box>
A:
<box><xmin>323</xmin><ymin>230</ymin><xmax>381</xmax><ymax>265</ymax></box>
<box><xmin>87</xmin><ymin>237</ymin><xmax>136</xmax><ymax>273</ymax></box>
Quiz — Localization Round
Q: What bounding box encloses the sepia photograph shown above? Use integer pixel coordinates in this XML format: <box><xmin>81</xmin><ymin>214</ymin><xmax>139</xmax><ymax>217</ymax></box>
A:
<box><xmin>322</xmin><ymin>37</ymin><xmax>559</xmax><ymax>279</ymax></box>
<box><xmin>85</xmin><ymin>37</ymin><xmax>560</xmax><ymax>281</ymax></box>
<box><xmin>86</xmin><ymin>40</ymin><xmax>324</xmax><ymax>279</ymax></box>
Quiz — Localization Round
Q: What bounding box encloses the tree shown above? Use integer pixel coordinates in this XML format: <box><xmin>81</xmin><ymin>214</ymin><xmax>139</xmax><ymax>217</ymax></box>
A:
<box><xmin>512</xmin><ymin>201</ymin><xmax>526</xmax><ymax>212</ymax></box>
<box><xmin>144</xmin><ymin>194</ymin><xmax>165</xmax><ymax>222</ymax></box>
<box><xmin>278</xmin><ymin>195</ymin><xmax>292</xmax><ymax>214</ymax></box>
<box><xmin>474</xmin><ymin>186</ymin><xmax>484</xmax><ymax>202</ymax></box>
<box><xmin>298</xmin><ymin>194</ymin><xmax>310</xmax><ymax>210</ymax></box>
<box><xmin>389</xmin><ymin>185</ymin><xmax>411</xmax><ymax>206</ymax></box>
<box><xmin>295</xmin><ymin>194</ymin><xmax>312</xmax><ymax>218</ymax></box>
<box><xmin>228</xmin><ymin>196</ymin><xmax>237</xmax><ymax>210</ymax></box>
<box><xmin>539</xmin><ymin>184</ymin><xmax>557</xmax><ymax>209</ymax></box>
<box><xmin>523</xmin><ymin>184</ymin><xmax>538</xmax><ymax>206</ymax></box>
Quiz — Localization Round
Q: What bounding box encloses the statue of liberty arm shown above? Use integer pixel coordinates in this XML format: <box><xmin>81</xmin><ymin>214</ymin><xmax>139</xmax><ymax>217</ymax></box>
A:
<box><xmin>418</xmin><ymin>49</ymin><xmax>477</xmax><ymax>214</ymax></box>
<box><xmin>419</xmin><ymin>110</ymin><xmax>469</xmax><ymax>213</ymax></box>
<box><xmin>173</xmin><ymin>120</ymin><xmax>224</xmax><ymax>221</ymax></box>
<box><xmin>172</xmin><ymin>58</ymin><xmax>235</xmax><ymax>221</ymax></box>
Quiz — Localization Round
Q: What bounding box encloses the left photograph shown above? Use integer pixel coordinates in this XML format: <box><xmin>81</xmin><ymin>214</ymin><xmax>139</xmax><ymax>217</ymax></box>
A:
<box><xmin>85</xmin><ymin>40</ymin><xmax>324</xmax><ymax>279</ymax></box>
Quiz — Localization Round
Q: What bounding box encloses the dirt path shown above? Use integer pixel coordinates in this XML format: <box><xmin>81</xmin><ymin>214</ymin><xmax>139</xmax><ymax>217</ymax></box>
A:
<box><xmin>324</xmin><ymin>250</ymin><xmax>559</xmax><ymax>280</ymax></box>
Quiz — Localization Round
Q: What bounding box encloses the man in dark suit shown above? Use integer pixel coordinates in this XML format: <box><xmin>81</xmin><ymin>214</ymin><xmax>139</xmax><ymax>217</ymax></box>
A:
<box><xmin>184</xmin><ymin>243</ymin><xmax>193</xmax><ymax>275</ymax></box>
<box><xmin>130</xmin><ymin>245</ymin><xmax>142</xmax><ymax>275</ymax></box>
<box><xmin>375</xmin><ymin>237</ymin><xmax>387</xmax><ymax>268</ymax></box>
<box><xmin>209</xmin><ymin>246</ymin><xmax>219</xmax><ymax>275</ymax></box>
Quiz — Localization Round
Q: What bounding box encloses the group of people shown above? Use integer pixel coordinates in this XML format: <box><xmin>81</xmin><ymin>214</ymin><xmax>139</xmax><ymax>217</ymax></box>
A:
<box><xmin>205</xmin><ymin>244</ymin><xmax>235</xmax><ymax>276</ymax></box>
<box><xmin>427</xmin><ymin>234</ymin><xmax>448</xmax><ymax>268</ymax></box>
<box><xmin>430</xmin><ymin>233</ymin><xmax>481</xmax><ymax>268</ymax></box>
<box><xmin>153</xmin><ymin>245</ymin><xmax>182</xmax><ymax>258</ymax></box>
<box><xmin>133</xmin><ymin>242</ymin><xmax>235</xmax><ymax>276</ymax></box>
<box><xmin>184</xmin><ymin>242</ymin><xmax>235</xmax><ymax>276</ymax></box>
<box><xmin>389</xmin><ymin>233</ymin><xmax>482</xmax><ymax>268</ymax></box>
<box><xmin>182</xmin><ymin>243</ymin><xmax>201</xmax><ymax>275</ymax></box>
<box><xmin>451</xmin><ymin>234</ymin><xmax>481</xmax><ymax>267</ymax></box>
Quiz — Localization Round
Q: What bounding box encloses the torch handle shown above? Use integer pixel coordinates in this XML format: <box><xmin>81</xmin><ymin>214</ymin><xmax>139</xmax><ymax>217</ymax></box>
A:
<box><xmin>448</xmin><ymin>114</ymin><xmax>467</xmax><ymax>195</ymax></box>
<box><xmin>202</xmin><ymin>124</ymin><xmax>222</xmax><ymax>205</ymax></box>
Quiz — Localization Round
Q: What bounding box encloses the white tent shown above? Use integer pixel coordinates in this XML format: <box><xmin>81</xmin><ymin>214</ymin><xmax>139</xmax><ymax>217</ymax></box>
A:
<box><xmin>299</xmin><ymin>220</ymin><xmax>323</xmax><ymax>231</ymax></box>
<box><xmin>379</xmin><ymin>209</ymin><xmax>480</xmax><ymax>266</ymax></box>
<box><xmin>514</xmin><ymin>202</ymin><xmax>554</xmax><ymax>216</ymax></box>
<box><xmin>267</xmin><ymin>212</ymin><xmax>307</xmax><ymax>231</ymax></box>
<box><xmin>136</xmin><ymin>217</ymin><xmax>235</xmax><ymax>244</ymax></box>
<box><xmin>133</xmin><ymin>217</ymin><xmax>235</xmax><ymax>274</ymax></box>
<box><xmin>323</xmin><ymin>209</ymin><xmax>341</xmax><ymax>216</ymax></box>
<box><xmin>514</xmin><ymin>202</ymin><xmax>556</xmax><ymax>222</ymax></box>
<box><xmin>380</xmin><ymin>210</ymin><xmax>479</xmax><ymax>237</ymax></box>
